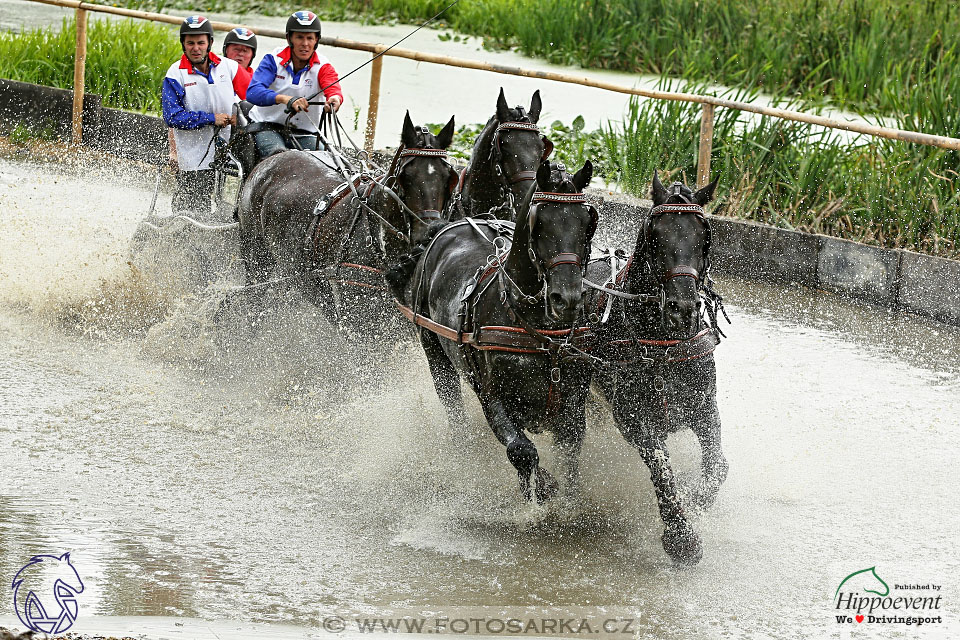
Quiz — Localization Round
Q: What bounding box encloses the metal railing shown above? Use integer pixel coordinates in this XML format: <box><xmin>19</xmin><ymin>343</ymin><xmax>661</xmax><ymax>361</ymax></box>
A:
<box><xmin>26</xmin><ymin>0</ymin><xmax>960</xmax><ymax>188</ymax></box>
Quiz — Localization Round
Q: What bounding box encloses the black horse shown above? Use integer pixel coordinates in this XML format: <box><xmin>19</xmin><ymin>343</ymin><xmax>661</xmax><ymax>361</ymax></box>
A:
<box><xmin>407</xmin><ymin>161</ymin><xmax>597</xmax><ymax>501</ymax></box>
<box><xmin>453</xmin><ymin>88</ymin><xmax>553</xmax><ymax>221</ymax></box>
<box><xmin>236</xmin><ymin>112</ymin><xmax>459</xmax><ymax>334</ymax></box>
<box><xmin>587</xmin><ymin>172</ymin><xmax>726</xmax><ymax>565</ymax></box>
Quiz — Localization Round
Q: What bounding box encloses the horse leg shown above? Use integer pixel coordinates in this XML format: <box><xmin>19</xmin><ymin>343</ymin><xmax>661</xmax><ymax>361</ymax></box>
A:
<box><xmin>420</xmin><ymin>331</ymin><xmax>469</xmax><ymax>435</ymax></box>
<box><xmin>687</xmin><ymin>364</ymin><xmax>728</xmax><ymax>510</ymax></box>
<box><xmin>616</xmin><ymin>393</ymin><xmax>702</xmax><ymax>565</ymax></box>
<box><xmin>553</xmin><ymin>413</ymin><xmax>585</xmax><ymax>499</ymax></box>
<box><xmin>478</xmin><ymin>394</ymin><xmax>556</xmax><ymax>502</ymax></box>
<box><xmin>553</xmin><ymin>378</ymin><xmax>589</xmax><ymax>498</ymax></box>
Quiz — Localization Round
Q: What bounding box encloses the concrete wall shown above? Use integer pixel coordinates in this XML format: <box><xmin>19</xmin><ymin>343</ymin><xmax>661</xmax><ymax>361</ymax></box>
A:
<box><xmin>0</xmin><ymin>78</ymin><xmax>102</xmax><ymax>143</ymax></box>
<box><xmin>94</xmin><ymin>107</ymin><xmax>167</xmax><ymax>165</ymax></box>
<box><xmin>0</xmin><ymin>78</ymin><xmax>165</xmax><ymax>164</ymax></box>
<box><xmin>1</xmin><ymin>78</ymin><xmax>958</xmax><ymax>326</ymax></box>
<box><xmin>898</xmin><ymin>251</ymin><xmax>960</xmax><ymax>325</ymax></box>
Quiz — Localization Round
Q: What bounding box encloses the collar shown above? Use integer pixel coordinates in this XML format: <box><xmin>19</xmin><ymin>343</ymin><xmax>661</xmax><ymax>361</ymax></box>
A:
<box><xmin>179</xmin><ymin>52</ymin><xmax>221</xmax><ymax>74</ymax></box>
<box><xmin>276</xmin><ymin>46</ymin><xmax>319</xmax><ymax>69</ymax></box>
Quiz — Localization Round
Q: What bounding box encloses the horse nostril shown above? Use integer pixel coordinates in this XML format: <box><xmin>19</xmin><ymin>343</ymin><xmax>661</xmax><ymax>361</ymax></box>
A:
<box><xmin>549</xmin><ymin>292</ymin><xmax>568</xmax><ymax>311</ymax></box>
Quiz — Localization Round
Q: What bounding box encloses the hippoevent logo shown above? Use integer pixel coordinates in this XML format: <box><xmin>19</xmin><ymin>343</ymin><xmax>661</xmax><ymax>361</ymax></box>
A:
<box><xmin>11</xmin><ymin>553</ymin><xmax>85</xmax><ymax>634</ymax></box>
<box><xmin>834</xmin><ymin>566</ymin><xmax>943</xmax><ymax>627</ymax></box>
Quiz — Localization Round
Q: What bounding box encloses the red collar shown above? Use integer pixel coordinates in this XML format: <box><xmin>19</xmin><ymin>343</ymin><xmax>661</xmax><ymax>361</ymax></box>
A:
<box><xmin>276</xmin><ymin>46</ymin><xmax>319</xmax><ymax>69</ymax></box>
<box><xmin>179</xmin><ymin>52</ymin><xmax>221</xmax><ymax>74</ymax></box>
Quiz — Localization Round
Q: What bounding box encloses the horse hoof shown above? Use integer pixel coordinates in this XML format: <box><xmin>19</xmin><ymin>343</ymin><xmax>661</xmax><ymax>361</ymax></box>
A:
<box><xmin>692</xmin><ymin>479</ymin><xmax>721</xmax><ymax>511</ymax></box>
<box><xmin>662</xmin><ymin>524</ymin><xmax>703</xmax><ymax>566</ymax></box>
<box><xmin>534</xmin><ymin>467</ymin><xmax>560</xmax><ymax>503</ymax></box>
<box><xmin>507</xmin><ymin>440</ymin><xmax>539</xmax><ymax>501</ymax></box>
<box><xmin>506</xmin><ymin>440</ymin><xmax>538</xmax><ymax>473</ymax></box>
<box><xmin>693</xmin><ymin>457</ymin><xmax>728</xmax><ymax>510</ymax></box>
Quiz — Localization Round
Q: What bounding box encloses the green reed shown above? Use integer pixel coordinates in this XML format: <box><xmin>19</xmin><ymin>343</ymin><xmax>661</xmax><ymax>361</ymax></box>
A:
<box><xmin>0</xmin><ymin>17</ymin><xmax>181</xmax><ymax>112</ymax></box>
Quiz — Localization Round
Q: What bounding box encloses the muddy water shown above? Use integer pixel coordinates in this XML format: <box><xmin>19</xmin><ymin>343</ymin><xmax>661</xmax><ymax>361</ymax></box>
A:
<box><xmin>0</xmin><ymin>156</ymin><xmax>958</xmax><ymax>639</ymax></box>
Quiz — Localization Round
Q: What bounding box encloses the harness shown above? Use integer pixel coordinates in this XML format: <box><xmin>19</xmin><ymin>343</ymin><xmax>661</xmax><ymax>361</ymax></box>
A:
<box><xmin>397</xmin><ymin>185</ymin><xmax>597</xmax><ymax>420</ymax></box>
<box><xmin>304</xmin><ymin>144</ymin><xmax>458</xmax><ymax>302</ymax></box>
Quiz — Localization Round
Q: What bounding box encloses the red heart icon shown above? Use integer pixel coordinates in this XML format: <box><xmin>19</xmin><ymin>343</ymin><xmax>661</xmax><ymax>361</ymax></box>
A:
<box><xmin>856</xmin><ymin>615</ymin><xmax>864</xmax><ymax>623</ymax></box>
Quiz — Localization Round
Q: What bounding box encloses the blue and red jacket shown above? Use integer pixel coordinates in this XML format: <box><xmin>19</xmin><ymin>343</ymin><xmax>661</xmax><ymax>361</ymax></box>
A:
<box><xmin>247</xmin><ymin>46</ymin><xmax>343</xmax><ymax>132</ymax></box>
<box><xmin>162</xmin><ymin>53</ymin><xmax>244</xmax><ymax>170</ymax></box>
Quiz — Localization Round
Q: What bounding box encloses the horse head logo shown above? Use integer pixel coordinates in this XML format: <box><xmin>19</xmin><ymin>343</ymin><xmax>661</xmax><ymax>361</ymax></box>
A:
<box><xmin>11</xmin><ymin>553</ymin><xmax>85</xmax><ymax>634</ymax></box>
<box><xmin>835</xmin><ymin>566</ymin><xmax>890</xmax><ymax>599</ymax></box>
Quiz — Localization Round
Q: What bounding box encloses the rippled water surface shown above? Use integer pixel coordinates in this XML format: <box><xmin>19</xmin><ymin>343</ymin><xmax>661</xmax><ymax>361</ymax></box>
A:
<box><xmin>1</xmin><ymin>157</ymin><xmax>958</xmax><ymax>638</ymax></box>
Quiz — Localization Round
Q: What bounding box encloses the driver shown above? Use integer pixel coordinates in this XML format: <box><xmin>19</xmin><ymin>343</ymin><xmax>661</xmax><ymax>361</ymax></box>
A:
<box><xmin>245</xmin><ymin>11</ymin><xmax>343</xmax><ymax>156</ymax></box>
<box><xmin>162</xmin><ymin>15</ymin><xmax>243</xmax><ymax>216</ymax></box>
<box><xmin>222</xmin><ymin>27</ymin><xmax>258</xmax><ymax>95</ymax></box>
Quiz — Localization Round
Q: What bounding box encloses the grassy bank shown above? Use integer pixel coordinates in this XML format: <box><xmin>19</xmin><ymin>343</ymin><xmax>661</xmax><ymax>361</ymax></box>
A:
<box><xmin>334</xmin><ymin>0</ymin><xmax>959</xmax><ymax>117</ymax></box>
<box><xmin>0</xmin><ymin>17</ymin><xmax>180</xmax><ymax>112</ymax></box>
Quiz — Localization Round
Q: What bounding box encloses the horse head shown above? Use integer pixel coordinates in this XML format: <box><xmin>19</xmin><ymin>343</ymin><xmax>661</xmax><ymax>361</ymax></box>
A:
<box><xmin>634</xmin><ymin>171</ymin><xmax>718</xmax><ymax>337</ymax></box>
<box><xmin>510</xmin><ymin>160</ymin><xmax>596</xmax><ymax>325</ymax></box>
<box><xmin>478</xmin><ymin>88</ymin><xmax>551</xmax><ymax>216</ymax></box>
<box><xmin>385</xmin><ymin>111</ymin><xmax>459</xmax><ymax>247</ymax></box>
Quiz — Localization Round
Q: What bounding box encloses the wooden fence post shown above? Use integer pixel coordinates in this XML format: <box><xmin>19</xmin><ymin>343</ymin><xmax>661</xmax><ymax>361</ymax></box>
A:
<box><xmin>364</xmin><ymin>50</ymin><xmax>384</xmax><ymax>154</ymax></box>
<box><xmin>71</xmin><ymin>7</ymin><xmax>88</xmax><ymax>146</ymax></box>
<box><xmin>697</xmin><ymin>103</ymin><xmax>715</xmax><ymax>188</ymax></box>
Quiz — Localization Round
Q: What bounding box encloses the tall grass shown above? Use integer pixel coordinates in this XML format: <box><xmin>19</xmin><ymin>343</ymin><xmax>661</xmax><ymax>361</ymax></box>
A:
<box><xmin>104</xmin><ymin>0</ymin><xmax>958</xmax><ymax>116</ymax></box>
<box><xmin>0</xmin><ymin>17</ymin><xmax>181</xmax><ymax>112</ymax></box>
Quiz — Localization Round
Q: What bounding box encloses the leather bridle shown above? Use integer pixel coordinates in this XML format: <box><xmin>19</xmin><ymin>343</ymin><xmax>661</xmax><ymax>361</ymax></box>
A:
<box><xmin>642</xmin><ymin>195</ymin><xmax>713</xmax><ymax>285</ymax></box>
<box><xmin>637</xmin><ymin>189</ymin><xmax>715</xmax><ymax>333</ymax></box>
<box><xmin>381</xmin><ymin>143</ymin><xmax>458</xmax><ymax>235</ymax></box>
<box><xmin>525</xmin><ymin>189</ymin><xmax>599</xmax><ymax>283</ymax></box>
<box><xmin>488</xmin><ymin>114</ymin><xmax>554</xmax><ymax>215</ymax></box>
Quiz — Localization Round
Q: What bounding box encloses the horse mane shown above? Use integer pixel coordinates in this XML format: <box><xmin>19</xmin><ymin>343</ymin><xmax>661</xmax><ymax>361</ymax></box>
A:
<box><xmin>471</xmin><ymin>115</ymin><xmax>498</xmax><ymax>164</ymax></box>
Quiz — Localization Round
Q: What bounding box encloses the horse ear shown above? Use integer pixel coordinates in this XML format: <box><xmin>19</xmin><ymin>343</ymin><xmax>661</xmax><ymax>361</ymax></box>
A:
<box><xmin>536</xmin><ymin>161</ymin><xmax>552</xmax><ymax>190</ymax></box>
<box><xmin>401</xmin><ymin>110</ymin><xmax>418</xmax><ymax>148</ymax></box>
<box><xmin>651</xmin><ymin>171</ymin><xmax>669</xmax><ymax>206</ymax></box>
<box><xmin>573</xmin><ymin>160</ymin><xmax>593</xmax><ymax>191</ymax></box>
<box><xmin>436</xmin><ymin>115</ymin><xmax>455</xmax><ymax>149</ymax></box>
<box><xmin>694</xmin><ymin>177</ymin><xmax>719</xmax><ymax>206</ymax></box>
<box><xmin>496</xmin><ymin>87</ymin><xmax>511</xmax><ymax>122</ymax></box>
<box><xmin>529</xmin><ymin>90</ymin><xmax>542</xmax><ymax>123</ymax></box>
